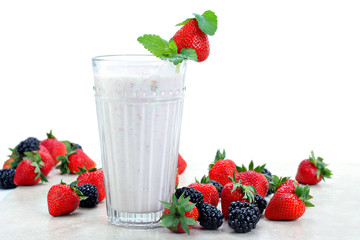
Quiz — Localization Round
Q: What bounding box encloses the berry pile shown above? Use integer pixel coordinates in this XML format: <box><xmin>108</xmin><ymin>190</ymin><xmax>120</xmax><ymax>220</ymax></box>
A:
<box><xmin>167</xmin><ymin>148</ymin><xmax>331</xmax><ymax>235</ymax></box>
<box><xmin>1</xmin><ymin>131</ymin><xmax>105</xmax><ymax>216</ymax></box>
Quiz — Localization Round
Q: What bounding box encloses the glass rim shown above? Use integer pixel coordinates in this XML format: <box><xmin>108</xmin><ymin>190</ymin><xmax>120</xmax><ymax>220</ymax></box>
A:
<box><xmin>93</xmin><ymin>54</ymin><xmax>161</xmax><ymax>62</ymax></box>
<box><xmin>92</xmin><ymin>54</ymin><xmax>187</xmax><ymax>66</ymax></box>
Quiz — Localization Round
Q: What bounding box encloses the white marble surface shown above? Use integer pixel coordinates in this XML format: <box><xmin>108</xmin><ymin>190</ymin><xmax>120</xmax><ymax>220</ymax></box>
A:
<box><xmin>1</xmin><ymin>162</ymin><xmax>360</xmax><ymax>240</ymax></box>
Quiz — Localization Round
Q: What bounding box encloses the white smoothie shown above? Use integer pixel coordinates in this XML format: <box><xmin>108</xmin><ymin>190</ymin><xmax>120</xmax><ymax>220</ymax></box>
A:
<box><xmin>94</xmin><ymin>61</ymin><xmax>185</xmax><ymax>218</ymax></box>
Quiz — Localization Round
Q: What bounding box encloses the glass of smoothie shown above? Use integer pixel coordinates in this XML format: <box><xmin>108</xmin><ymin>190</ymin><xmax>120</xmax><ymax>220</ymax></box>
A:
<box><xmin>92</xmin><ymin>55</ymin><xmax>186</xmax><ymax>228</ymax></box>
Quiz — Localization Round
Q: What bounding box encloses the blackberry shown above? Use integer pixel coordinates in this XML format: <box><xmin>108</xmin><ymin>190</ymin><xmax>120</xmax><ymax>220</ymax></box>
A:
<box><xmin>252</xmin><ymin>194</ymin><xmax>267</xmax><ymax>214</ymax></box>
<box><xmin>0</xmin><ymin>169</ymin><xmax>17</xmax><ymax>189</ymax></box>
<box><xmin>262</xmin><ymin>167</ymin><xmax>273</xmax><ymax>196</ymax></box>
<box><xmin>16</xmin><ymin>137</ymin><xmax>40</xmax><ymax>158</ymax></box>
<box><xmin>209</xmin><ymin>180</ymin><xmax>223</xmax><ymax>198</ymax></box>
<box><xmin>70</xmin><ymin>142</ymin><xmax>83</xmax><ymax>150</ymax></box>
<box><xmin>175</xmin><ymin>187</ymin><xmax>203</xmax><ymax>206</ymax></box>
<box><xmin>198</xmin><ymin>202</ymin><xmax>224</xmax><ymax>230</ymax></box>
<box><xmin>78</xmin><ymin>184</ymin><xmax>99</xmax><ymax>208</ymax></box>
<box><xmin>228</xmin><ymin>201</ymin><xmax>261</xmax><ymax>233</ymax></box>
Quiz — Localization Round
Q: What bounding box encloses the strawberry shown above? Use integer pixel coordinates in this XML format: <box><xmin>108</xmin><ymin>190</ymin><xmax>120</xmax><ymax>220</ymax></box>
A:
<box><xmin>221</xmin><ymin>173</ymin><xmax>256</xmax><ymax>219</ymax></box>
<box><xmin>138</xmin><ymin>10</ymin><xmax>217</xmax><ymax>65</ymax></box>
<box><xmin>160</xmin><ymin>193</ymin><xmax>199</xmax><ymax>234</ymax></box>
<box><xmin>24</xmin><ymin>151</ymin><xmax>52</xmax><ymax>177</ymax></box>
<box><xmin>208</xmin><ymin>149</ymin><xmax>238</xmax><ymax>187</ymax></box>
<box><xmin>175</xmin><ymin>171</ymin><xmax>179</xmax><ymax>187</ymax></box>
<box><xmin>2</xmin><ymin>158</ymin><xmax>14</xmax><ymax>169</ymax></box>
<box><xmin>188</xmin><ymin>175</ymin><xmax>219</xmax><ymax>207</ymax></box>
<box><xmin>173</xmin><ymin>19</ymin><xmax>209</xmax><ymax>62</ymax></box>
<box><xmin>268</xmin><ymin>175</ymin><xmax>294</xmax><ymax>193</ymax></box>
<box><xmin>77</xmin><ymin>167</ymin><xmax>105</xmax><ymax>202</ymax></box>
<box><xmin>47</xmin><ymin>180</ymin><xmax>87</xmax><ymax>216</ymax></box>
<box><xmin>296</xmin><ymin>151</ymin><xmax>332</xmax><ymax>185</ymax></box>
<box><xmin>235</xmin><ymin>161</ymin><xmax>269</xmax><ymax>198</ymax></box>
<box><xmin>177</xmin><ymin>154</ymin><xmax>187</xmax><ymax>174</ymax></box>
<box><xmin>13</xmin><ymin>155</ymin><xmax>48</xmax><ymax>186</ymax></box>
<box><xmin>40</xmin><ymin>130</ymin><xmax>66</xmax><ymax>165</ymax></box>
<box><xmin>265</xmin><ymin>184</ymin><xmax>314</xmax><ymax>221</ymax></box>
<box><xmin>57</xmin><ymin>141</ymin><xmax>96</xmax><ymax>174</ymax></box>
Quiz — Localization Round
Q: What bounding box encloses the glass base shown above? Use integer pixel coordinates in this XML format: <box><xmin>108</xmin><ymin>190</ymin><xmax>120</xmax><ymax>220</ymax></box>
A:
<box><xmin>107</xmin><ymin>209</ymin><xmax>163</xmax><ymax>228</ymax></box>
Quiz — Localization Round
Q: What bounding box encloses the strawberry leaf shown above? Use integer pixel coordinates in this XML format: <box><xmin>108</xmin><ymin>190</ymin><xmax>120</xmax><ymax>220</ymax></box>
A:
<box><xmin>193</xmin><ymin>10</ymin><xmax>218</xmax><ymax>36</ymax></box>
<box><xmin>46</xmin><ymin>130</ymin><xmax>56</xmax><ymax>139</ymax></box>
<box><xmin>308</xmin><ymin>150</ymin><xmax>332</xmax><ymax>181</ymax></box>
<box><xmin>175</xmin><ymin>18</ymin><xmax>193</xmax><ymax>26</ymax></box>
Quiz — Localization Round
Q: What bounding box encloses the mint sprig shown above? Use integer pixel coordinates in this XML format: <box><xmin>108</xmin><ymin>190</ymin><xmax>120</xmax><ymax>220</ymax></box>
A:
<box><xmin>137</xmin><ymin>35</ymin><xmax>197</xmax><ymax>65</ymax></box>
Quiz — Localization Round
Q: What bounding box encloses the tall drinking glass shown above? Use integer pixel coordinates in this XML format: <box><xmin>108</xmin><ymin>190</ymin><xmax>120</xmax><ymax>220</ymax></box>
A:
<box><xmin>92</xmin><ymin>55</ymin><xmax>186</xmax><ymax>228</ymax></box>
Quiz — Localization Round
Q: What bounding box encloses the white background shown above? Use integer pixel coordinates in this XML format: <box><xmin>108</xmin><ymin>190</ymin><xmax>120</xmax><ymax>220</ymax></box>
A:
<box><xmin>0</xmin><ymin>0</ymin><xmax>359</xmax><ymax>179</ymax></box>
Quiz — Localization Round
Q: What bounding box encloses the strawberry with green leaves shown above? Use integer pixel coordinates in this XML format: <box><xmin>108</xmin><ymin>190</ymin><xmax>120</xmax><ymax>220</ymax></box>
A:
<box><xmin>188</xmin><ymin>175</ymin><xmax>219</xmax><ymax>207</ymax></box>
<box><xmin>235</xmin><ymin>161</ymin><xmax>269</xmax><ymax>198</ymax></box>
<box><xmin>13</xmin><ymin>153</ymin><xmax>48</xmax><ymax>185</ymax></box>
<box><xmin>265</xmin><ymin>184</ymin><xmax>314</xmax><ymax>221</ymax></box>
<box><xmin>138</xmin><ymin>10</ymin><xmax>217</xmax><ymax>65</ymax></box>
<box><xmin>208</xmin><ymin>149</ymin><xmax>238</xmax><ymax>187</ymax></box>
<box><xmin>56</xmin><ymin>141</ymin><xmax>96</xmax><ymax>174</ymax></box>
<box><xmin>296</xmin><ymin>151</ymin><xmax>332</xmax><ymax>185</ymax></box>
<box><xmin>160</xmin><ymin>193</ymin><xmax>199</xmax><ymax>234</ymax></box>
<box><xmin>40</xmin><ymin>130</ymin><xmax>66</xmax><ymax>165</ymax></box>
<box><xmin>77</xmin><ymin>167</ymin><xmax>105</xmax><ymax>202</ymax></box>
<box><xmin>221</xmin><ymin>173</ymin><xmax>257</xmax><ymax>219</ymax></box>
<box><xmin>47</xmin><ymin>180</ymin><xmax>87</xmax><ymax>216</ymax></box>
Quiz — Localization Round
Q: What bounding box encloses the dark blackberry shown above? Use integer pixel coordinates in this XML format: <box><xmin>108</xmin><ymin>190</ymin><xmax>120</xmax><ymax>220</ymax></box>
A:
<box><xmin>228</xmin><ymin>201</ymin><xmax>261</xmax><ymax>233</ymax></box>
<box><xmin>198</xmin><ymin>202</ymin><xmax>224</xmax><ymax>230</ymax></box>
<box><xmin>78</xmin><ymin>184</ymin><xmax>99</xmax><ymax>208</ymax></box>
<box><xmin>252</xmin><ymin>194</ymin><xmax>267</xmax><ymax>214</ymax></box>
<box><xmin>209</xmin><ymin>180</ymin><xmax>223</xmax><ymax>198</ymax></box>
<box><xmin>0</xmin><ymin>169</ymin><xmax>17</xmax><ymax>189</ymax></box>
<box><xmin>175</xmin><ymin>187</ymin><xmax>203</xmax><ymax>206</ymax></box>
<box><xmin>16</xmin><ymin>137</ymin><xmax>40</xmax><ymax>158</ymax></box>
<box><xmin>262</xmin><ymin>167</ymin><xmax>273</xmax><ymax>196</ymax></box>
<box><xmin>70</xmin><ymin>142</ymin><xmax>83</xmax><ymax>150</ymax></box>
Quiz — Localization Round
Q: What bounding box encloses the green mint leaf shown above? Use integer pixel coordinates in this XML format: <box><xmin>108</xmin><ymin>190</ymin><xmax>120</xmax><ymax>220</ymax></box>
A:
<box><xmin>168</xmin><ymin>38</ymin><xmax>178</xmax><ymax>55</ymax></box>
<box><xmin>180</xmin><ymin>48</ymin><xmax>198</xmax><ymax>61</ymax></box>
<box><xmin>193</xmin><ymin>10</ymin><xmax>217</xmax><ymax>36</ymax></box>
<box><xmin>137</xmin><ymin>34</ymin><xmax>170</xmax><ymax>58</ymax></box>
<box><xmin>175</xmin><ymin>18</ymin><xmax>193</xmax><ymax>26</ymax></box>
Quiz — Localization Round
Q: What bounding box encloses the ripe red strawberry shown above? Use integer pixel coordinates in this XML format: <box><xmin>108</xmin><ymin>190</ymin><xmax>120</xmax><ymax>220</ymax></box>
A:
<box><xmin>160</xmin><ymin>193</ymin><xmax>199</xmax><ymax>234</ymax></box>
<box><xmin>208</xmin><ymin>149</ymin><xmax>238</xmax><ymax>187</ymax></box>
<box><xmin>296</xmin><ymin>151</ymin><xmax>332</xmax><ymax>185</ymax></box>
<box><xmin>268</xmin><ymin>175</ymin><xmax>295</xmax><ymax>193</ymax></box>
<box><xmin>2</xmin><ymin>158</ymin><xmax>14</xmax><ymax>169</ymax></box>
<box><xmin>279</xmin><ymin>179</ymin><xmax>298</xmax><ymax>191</ymax></box>
<box><xmin>235</xmin><ymin>161</ymin><xmax>269</xmax><ymax>197</ymax></box>
<box><xmin>265</xmin><ymin>184</ymin><xmax>314</xmax><ymax>221</ymax></box>
<box><xmin>57</xmin><ymin>142</ymin><xmax>96</xmax><ymax>174</ymax></box>
<box><xmin>24</xmin><ymin>151</ymin><xmax>52</xmax><ymax>177</ymax></box>
<box><xmin>173</xmin><ymin>19</ymin><xmax>210</xmax><ymax>62</ymax></box>
<box><xmin>177</xmin><ymin>154</ymin><xmax>187</xmax><ymax>174</ymax></box>
<box><xmin>175</xmin><ymin>171</ymin><xmax>179</xmax><ymax>186</ymax></box>
<box><xmin>221</xmin><ymin>173</ymin><xmax>256</xmax><ymax>219</ymax></box>
<box><xmin>47</xmin><ymin>180</ymin><xmax>87</xmax><ymax>216</ymax></box>
<box><xmin>77</xmin><ymin>167</ymin><xmax>105</xmax><ymax>202</ymax></box>
<box><xmin>188</xmin><ymin>176</ymin><xmax>219</xmax><ymax>207</ymax></box>
<box><xmin>13</xmin><ymin>156</ymin><xmax>48</xmax><ymax>186</ymax></box>
<box><xmin>40</xmin><ymin>130</ymin><xmax>66</xmax><ymax>165</ymax></box>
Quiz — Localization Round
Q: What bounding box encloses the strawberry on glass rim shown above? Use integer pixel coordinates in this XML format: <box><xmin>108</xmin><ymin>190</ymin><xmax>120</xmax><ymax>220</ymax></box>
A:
<box><xmin>137</xmin><ymin>10</ymin><xmax>217</xmax><ymax>65</ymax></box>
